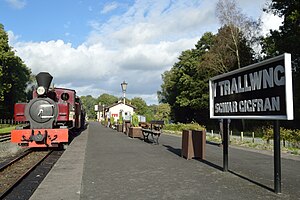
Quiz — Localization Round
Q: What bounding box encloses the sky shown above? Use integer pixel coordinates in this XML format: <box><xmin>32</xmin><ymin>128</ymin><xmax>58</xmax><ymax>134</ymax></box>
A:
<box><xmin>0</xmin><ymin>0</ymin><xmax>282</xmax><ymax>105</ymax></box>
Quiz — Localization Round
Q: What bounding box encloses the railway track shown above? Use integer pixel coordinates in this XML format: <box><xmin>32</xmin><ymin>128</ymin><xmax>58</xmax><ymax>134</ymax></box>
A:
<box><xmin>0</xmin><ymin>149</ymin><xmax>54</xmax><ymax>199</ymax></box>
<box><xmin>0</xmin><ymin>133</ymin><xmax>11</xmax><ymax>142</ymax></box>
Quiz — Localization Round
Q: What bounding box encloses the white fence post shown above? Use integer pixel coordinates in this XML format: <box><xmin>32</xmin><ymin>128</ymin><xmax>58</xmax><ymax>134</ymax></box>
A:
<box><xmin>241</xmin><ymin>131</ymin><xmax>244</xmax><ymax>141</ymax></box>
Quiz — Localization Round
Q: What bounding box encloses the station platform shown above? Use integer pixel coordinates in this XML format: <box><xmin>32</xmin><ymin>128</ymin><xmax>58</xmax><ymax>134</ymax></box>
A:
<box><xmin>30</xmin><ymin>122</ymin><xmax>300</xmax><ymax>200</ymax></box>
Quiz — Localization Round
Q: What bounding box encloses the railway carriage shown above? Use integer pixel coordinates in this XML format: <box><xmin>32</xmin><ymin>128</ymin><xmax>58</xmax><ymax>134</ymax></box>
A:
<box><xmin>11</xmin><ymin>72</ymin><xmax>85</xmax><ymax>148</ymax></box>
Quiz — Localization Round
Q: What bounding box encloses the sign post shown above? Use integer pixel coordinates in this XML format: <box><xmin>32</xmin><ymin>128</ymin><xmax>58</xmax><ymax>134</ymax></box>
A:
<box><xmin>209</xmin><ymin>53</ymin><xmax>293</xmax><ymax>193</ymax></box>
<box><xmin>274</xmin><ymin>120</ymin><xmax>281</xmax><ymax>193</ymax></box>
<box><xmin>223</xmin><ymin>119</ymin><xmax>228</xmax><ymax>172</ymax></box>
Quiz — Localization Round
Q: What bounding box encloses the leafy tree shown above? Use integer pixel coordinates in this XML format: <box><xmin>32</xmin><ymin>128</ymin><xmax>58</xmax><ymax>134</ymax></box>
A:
<box><xmin>144</xmin><ymin>104</ymin><xmax>156</xmax><ymax>122</ymax></box>
<box><xmin>201</xmin><ymin>26</ymin><xmax>254</xmax><ymax>74</ymax></box>
<box><xmin>262</xmin><ymin>0</ymin><xmax>300</xmax><ymax>65</ymax></box>
<box><xmin>261</xmin><ymin>0</ymin><xmax>300</xmax><ymax>128</ymax></box>
<box><xmin>159</xmin><ymin>32</ymin><xmax>216</xmax><ymax>124</ymax></box>
<box><xmin>154</xmin><ymin>103</ymin><xmax>171</xmax><ymax>122</ymax></box>
<box><xmin>0</xmin><ymin>24</ymin><xmax>31</xmax><ymax>118</ymax></box>
<box><xmin>131</xmin><ymin>97</ymin><xmax>147</xmax><ymax>115</ymax></box>
<box><xmin>80</xmin><ymin>95</ymin><xmax>97</xmax><ymax>119</ymax></box>
<box><xmin>159</xmin><ymin>26</ymin><xmax>255</xmax><ymax>126</ymax></box>
<box><xmin>97</xmin><ymin>93</ymin><xmax>118</xmax><ymax>106</ymax></box>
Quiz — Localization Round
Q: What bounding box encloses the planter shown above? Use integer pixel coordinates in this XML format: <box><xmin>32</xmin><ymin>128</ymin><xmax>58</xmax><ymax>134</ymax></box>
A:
<box><xmin>128</xmin><ymin>127</ymin><xmax>142</xmax><ymax>138</ymax></box>
<box><xmin>181</xmin><ymin>129</ymin><xmax>206</xmax><ymax>160</ymax></box>
<box><xmin>124</xmin><ymin>121</ymin><xmax>131</xmax><ymax>135</ymax></box>
<box><xmin>116</xmin><ymin>124</ymin><xmax>123</xmax><ymax>132</ymax></box>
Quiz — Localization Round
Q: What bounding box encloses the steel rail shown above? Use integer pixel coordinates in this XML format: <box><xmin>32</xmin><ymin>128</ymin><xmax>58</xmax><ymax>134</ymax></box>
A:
<box><xmin>0</xmin><ymin>150</ymin><xmax>53</xmax><ymax>198</ymax></box>
<box><xmin>0</xmin><ymin>149</ymin><xmax>32</xmax><ymax>172</ymax></box>
<box><xmin>0</xmin><ymin>133</ymin><xmax>11</xmax><ymax>142</ymax></box>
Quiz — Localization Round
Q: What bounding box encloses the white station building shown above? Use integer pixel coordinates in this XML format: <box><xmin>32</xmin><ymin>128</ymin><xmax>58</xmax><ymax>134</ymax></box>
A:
<box><xmin>95</xmin><ymin>102</ymin><xmax>135</xmax><ymax>122</ymax></box>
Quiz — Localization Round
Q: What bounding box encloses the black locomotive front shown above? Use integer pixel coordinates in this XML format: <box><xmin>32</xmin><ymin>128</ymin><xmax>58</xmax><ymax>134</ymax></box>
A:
<box><xmin>25</xmin><ymin>72</ymin><xmax>58</xmax><ymax>129</ymax></box>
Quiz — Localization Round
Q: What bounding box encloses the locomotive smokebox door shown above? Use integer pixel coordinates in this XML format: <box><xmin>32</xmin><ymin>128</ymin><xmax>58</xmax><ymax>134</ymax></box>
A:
<box><xmin>25</xmin><ymin>98</ymin><xmax>58</xmax><ymax>129</ymax></box>
<box><xmin>36</xmin><ymin>72</ymin><xmax>53</xmax><ymax>90</ymax></box>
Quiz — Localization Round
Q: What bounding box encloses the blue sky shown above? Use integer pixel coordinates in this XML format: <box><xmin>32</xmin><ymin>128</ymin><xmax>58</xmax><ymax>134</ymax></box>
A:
<box><xmin>0</xmin><ymin>0</ymin><xmax>282</xmax><ymax>105</ymax></box>
<box><xmin>1</xmin><ymin>0</ymin><xmax>133</xmax><ymax>46</ymax></box>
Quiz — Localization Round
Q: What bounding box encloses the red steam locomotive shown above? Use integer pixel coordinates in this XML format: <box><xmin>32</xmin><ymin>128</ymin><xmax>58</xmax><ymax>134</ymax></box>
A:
<box><xmin>11</xmin><ymin>72</ymin><xmax>85</xmax><ymax>148</ymax></box>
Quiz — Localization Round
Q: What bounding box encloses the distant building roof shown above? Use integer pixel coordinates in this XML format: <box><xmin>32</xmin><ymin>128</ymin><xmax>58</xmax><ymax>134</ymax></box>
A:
<box><xmin>106</xmin><ymin>102</ymin><xmax>136</xmax><ymax>109</ymax></box>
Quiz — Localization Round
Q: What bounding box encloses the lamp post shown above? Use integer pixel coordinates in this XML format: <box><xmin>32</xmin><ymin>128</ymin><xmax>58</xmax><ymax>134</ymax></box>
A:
<box><xmin>121</xmin><ymin>81</ymin><xmax>128</xmax><ymax>105</ymax></box>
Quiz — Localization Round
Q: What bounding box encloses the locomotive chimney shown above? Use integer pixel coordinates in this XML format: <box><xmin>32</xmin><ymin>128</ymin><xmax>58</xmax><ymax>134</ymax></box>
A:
<box><xmin>36</xmin><ymin>72</ymin><xmax>53</xmax><ymax>90</ymax></box>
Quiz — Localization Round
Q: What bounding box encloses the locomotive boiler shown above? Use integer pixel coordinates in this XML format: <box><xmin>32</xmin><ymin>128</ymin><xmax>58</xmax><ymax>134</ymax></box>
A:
<box><xmin>11</xmin><ymin>72</ymin><xmax>85</xmax><ymax>148</ymax></box>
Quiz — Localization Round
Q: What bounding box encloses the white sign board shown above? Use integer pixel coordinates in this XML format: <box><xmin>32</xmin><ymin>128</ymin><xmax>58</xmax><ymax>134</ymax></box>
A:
<box><xmin>209</xmin><ymin>53</ymin><xmax>293</xmax><ymax>120</ymax></box>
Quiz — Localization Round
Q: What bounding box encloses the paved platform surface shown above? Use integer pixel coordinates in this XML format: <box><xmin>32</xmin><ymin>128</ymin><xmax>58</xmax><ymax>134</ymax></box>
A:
<box><xmin>30</xmin><ymin>122</ymin><xmax>300</xmax><ymax>200</ymax></box>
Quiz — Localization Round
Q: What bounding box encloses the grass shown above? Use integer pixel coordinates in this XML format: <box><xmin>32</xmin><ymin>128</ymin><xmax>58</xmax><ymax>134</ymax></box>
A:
<box><xmin>0</xmin><ymin>125</ymin><xmax>16</xmax><ymax>134</ymax></box>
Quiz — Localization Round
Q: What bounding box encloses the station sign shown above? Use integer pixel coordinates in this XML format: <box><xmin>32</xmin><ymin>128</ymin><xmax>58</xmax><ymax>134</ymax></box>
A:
<box><xmin>209</xmin><ymin>53</ymin><xmax>293</xmax><ymax>120</ymax></box>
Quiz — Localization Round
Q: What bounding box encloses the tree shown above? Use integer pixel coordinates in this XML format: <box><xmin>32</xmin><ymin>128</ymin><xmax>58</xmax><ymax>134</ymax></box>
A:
<box><xmin>154</xmin><ymin>103</ymin><xmax>171</xmax><ymax>122</ymax></box>
<box><xmin>216</xmin><ymin>0</ymin><xmax>260</xmax><ymax>68</ymax></box>
<box><xmin>97</xmin><ymin>93</ymin><xmax>118</xmax><ymax>106</ymax></box>
<box><xmin>0</xmin><ymin>24</ymin><xmax>31</xmax><ymax>118</ymax></box>
<box><xmin>80</xmin><ymin>95</ymin><xmax>97</xmax><ymax>119</ymax></box>
<box><xmin>159</xmin><ymin>32</ymin><xmax>216</xmax><ymax>124</ymax></box>
<box><xmin>144</xmin><ymin>104</ymin><xmax>156</xmax><ymax>122</ymax></box>
<box><xmin>262</xmin><ymin>1</ymin><xmax>300</xmax><ymax>63</ymax></box>
<box><xmin>131</xmin><ymin>97</ymin><xmax>147</xmax><ymax>115</ymax></box>
<box><xmin>261</xmin><ymin>0</ymin><xmax>300</xmax><ymax>128</ymax></box>
<box><xmin>159</xmin><ymin>27</ymin><xmax>255</xmax><ymax>126</ymax></box>
<box><xmin>201</xmin><ymin>26</ymin><xmax>254</xmax><ymax>75</ymax></box>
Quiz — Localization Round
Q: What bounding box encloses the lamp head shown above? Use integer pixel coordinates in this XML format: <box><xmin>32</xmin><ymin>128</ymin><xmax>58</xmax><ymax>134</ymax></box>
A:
<box><xmin>121</xmin><ymin>81</ymin><xmax>128</xmax><ymax>92</ymax></box>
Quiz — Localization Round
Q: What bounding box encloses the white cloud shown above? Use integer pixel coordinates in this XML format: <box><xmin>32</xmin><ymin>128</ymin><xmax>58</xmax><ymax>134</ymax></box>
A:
<box><xmin>9</xmin><ymin>0</ymin><xmax>272</xmax><ymax>105</ymax></box>
<box><xmin>101</xmin><ymin>2</ymin><xmax>119</xmax><ymax>14</ymax></box>
<box><xmin>5</xmin><ymin>0</ymin><xmax>26</xmax><ymax>9</ymax></box>
<box><xmin>10</xmin><ymin>1</ymin><xmax>210</xmax><ymax>105</ymax></box>
<box><xmin>7</xmin><ymin>31</ymin><xmax>20</xmax><ymax>44</ymax></box>
<box><xmin>12</xmin><ymin>36</ymin><xmax>197</xmax><ymax>104</ymax></box>
<box><xmin>90</xmin><ymin>0</ymin><xmax>217</xmax><ymax>47</ymax></box>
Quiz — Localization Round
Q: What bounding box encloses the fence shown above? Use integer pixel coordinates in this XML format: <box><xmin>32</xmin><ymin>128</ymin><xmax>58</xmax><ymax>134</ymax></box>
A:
<box><xmin>208</xmin><ymin>129</ymin><xmax>300</xmax><ymax>148</ymax></box>
<box><xmin>0</xmin><ymin>119</ymin><xmax>25</xmax><ymax>125</ymax></box>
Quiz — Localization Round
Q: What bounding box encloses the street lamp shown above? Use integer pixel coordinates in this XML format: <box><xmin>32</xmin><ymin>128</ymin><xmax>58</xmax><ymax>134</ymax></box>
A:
<box><xmin>121</xmin><ymin>80</ymin><xmax>128</xmax><ymax>105</ymax></box>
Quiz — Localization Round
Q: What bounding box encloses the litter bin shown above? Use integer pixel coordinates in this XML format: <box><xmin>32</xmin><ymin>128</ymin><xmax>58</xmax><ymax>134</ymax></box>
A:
<box><xmin>181</xmin><ymin>129</ymin><xmax>206</xmax><ymax>160</ymax></box>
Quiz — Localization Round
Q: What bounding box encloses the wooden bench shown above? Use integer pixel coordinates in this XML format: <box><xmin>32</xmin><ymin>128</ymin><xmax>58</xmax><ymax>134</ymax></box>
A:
<box><xmin>141</xmin><ymin>120</ymin><xmax>164</xmax><ymax>144</ymax></box>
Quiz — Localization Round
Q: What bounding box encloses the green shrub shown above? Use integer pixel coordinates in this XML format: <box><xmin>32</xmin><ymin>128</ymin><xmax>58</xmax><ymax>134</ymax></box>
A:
<box><xmin>262</xmin><ymin>126</ymin><xmax>273</xmax><ymax>143</ymax></box>
<box><xmin>131</xmin><ymin>113</ymin><xmax>139</xmax><ymax>127</ymax></box>
<box><xmin>262</xmin><ymin>126</ymin><xmax>300</xmax><ymax>147</ymax></box>
<box><xmin>164</xmin><ymin>122</ymin><xmax>205</xmax><ymax>132</ymax></box>
<box><xmin>0</xmin><ymin>126</ymin><xmax>16</xmax><ymax>134</ymax></box>
<box><xmin>118</xmin><ymin>116</ymin><xmax>123</xmax><ymax>124</ymax></box>
<box><xmin>110</xmin><ymin>117</ymin><xmax>115</xmax><ymax>125</ymax></box>
<box><xmin>0</xmin><ymin>124</ymin><xmax>12</xmax><ymax>128</ymax></box>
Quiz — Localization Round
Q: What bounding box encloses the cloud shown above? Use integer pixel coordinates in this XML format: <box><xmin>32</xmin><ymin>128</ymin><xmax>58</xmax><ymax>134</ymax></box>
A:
<box><xmin>10</xmin><ymin>0</ymin><xmax>212</xmax><ymax>105</ymax></box>
<box><xmin>5</xmin><ymin>0</ymin><xmax>26</xmax><ymax>9</ymax></box>
<box><xmin>7</xmin><ymin>30</ymin><xmax>20</xmax><ymax>44</ymax></box>
<box><xmin>9</xmin><ymin>0</ymin><xmax>272</xmax><ymax>105</ymax></box>
<box><xmin>101</xmin><ymin>2</ymin><xmax>119</xmax><ymax>14</ymax></box>
<box><xmin>90</xmin><ymin>0</ymin><xmax>217</xmax><ymax>47</ymax></box>
<box><xmin>12</xmin><ymin>36</ymin><xmax>197</xmax><ymax>103</ymax></box>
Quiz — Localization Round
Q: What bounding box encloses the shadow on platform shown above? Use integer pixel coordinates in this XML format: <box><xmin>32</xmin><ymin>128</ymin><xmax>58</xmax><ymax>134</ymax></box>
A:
<box><xmin>163</xmin><ymin>145</ymin><xmax>182</xmax><ymax>157</ymax></box>
<box><xmin>228</xmin><ymin>170</ymin><xmax>274</xmax><ymax>192</ymax></box>
<box><xmin>162</xmin><ymin>143</ymin><xmax>274</xmax><ymax>193</ymax></box>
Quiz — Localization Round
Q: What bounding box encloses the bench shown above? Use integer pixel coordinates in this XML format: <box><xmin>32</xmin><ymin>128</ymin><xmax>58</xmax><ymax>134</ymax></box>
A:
<box><xmin>141</xmin><ymin>120</ymin><xmax>164</xmax><ymax>144</ymax></box>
